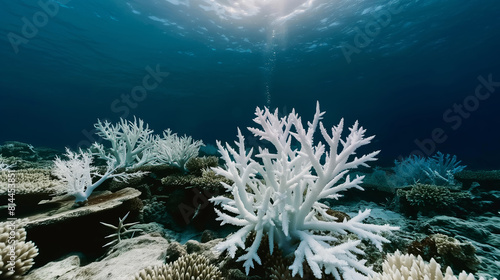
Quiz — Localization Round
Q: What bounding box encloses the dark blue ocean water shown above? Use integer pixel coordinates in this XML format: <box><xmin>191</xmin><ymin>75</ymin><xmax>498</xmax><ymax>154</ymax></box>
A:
<box><xmin>1</xmin><ymin>0</ymin><xmax>500</xmax><ymax>169</ymax></box>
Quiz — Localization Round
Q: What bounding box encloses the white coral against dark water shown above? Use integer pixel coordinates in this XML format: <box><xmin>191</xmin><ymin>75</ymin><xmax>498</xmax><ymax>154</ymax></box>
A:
<box><xmin>52</xmin><ymin>149</ymin><xmax>147</xmax><ymax>203</ymax></box>
<box><xmin>153</xmin><ymin>128</ymin><xmax>204</xmax><ymax>171</ymax></box>
<box><xmin>91</xmin><ymin>117</ymin><xmax>156</xmax><ymax>169</ymax></box>
<box><xmin>210</xmin><ymin>102</ymin><xmax>398</xmax><ymax>279</ymax></box>
<box><xmin>91</xmin><ymin>117</ymin><xmax>203</xmax><ymax>171</ymax></box>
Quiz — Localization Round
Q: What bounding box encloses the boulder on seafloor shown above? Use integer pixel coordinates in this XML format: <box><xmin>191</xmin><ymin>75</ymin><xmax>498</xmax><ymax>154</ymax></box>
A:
<box><xmin>24</xmin><ymin>234</ymin><xmax>168</xmax><ymax>280</ymax></box>
<box><xmin>22</xmin><ymin>187</ymin><xmax>143</xmax><ymax>267</ymax></box>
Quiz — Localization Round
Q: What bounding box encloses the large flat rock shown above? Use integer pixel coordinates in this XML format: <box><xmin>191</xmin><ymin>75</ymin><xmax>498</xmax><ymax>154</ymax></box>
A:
<box><xmin>25</xmin><ymin>187</ymin><xmax>141</xmax><ymax>229</ymax></box>
<box><xmin>24</xmin><ymin>234</ymin><xmax>169</xmax><ymax>280</ymax></box>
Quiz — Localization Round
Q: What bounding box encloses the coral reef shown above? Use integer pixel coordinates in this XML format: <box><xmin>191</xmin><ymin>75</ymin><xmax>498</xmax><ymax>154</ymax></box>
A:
<box><xmin>91</xmin><ymin>117</ymin><xmax>156</xmax><ymax>169</ymax></box>
<box><xmin>370</xmin><ymin>250</ymin><xmax>496</xmax><ymax>280</ymax></box>
<box><xmin>91</xmin><ymin>118</ymin><xmax>204</xmax><ymax>171</ymax></box>
<box><xmin>52</xmin><ymin>148</ymin><xmax>146</xmax><ymax>204</ymax></box>
<box><xmin>0</xmin><ymin>142</ymin><xmax>40</xmax><ymax>162</ymax></box>
<box><xmin>160</xmin><ymin>174</ymin><xmax>196</xmax><ymax>187</ymax></box>
<box><xmin>185</xmin><ymin>156</ymin><xmax>219</xmax><ymax>176</ymax></box>
<box><xmin>141</xmin><ymin>197</ymin><xmax>172</xmax><ymax>225</ymax></box>
<box><xmin>210</xmin><ymin>102</ymin><xmax>397</xmax><ymax>279</ymax></box>
<box><xmin>0</xmin><ymin>169</ymin><xmax>64</xmax><ymax>195</ymax></box>
<box><xmin>23</xmin><ymin>234</ymin><xmax>168</xmax><ymax>280</ymax></box>
<box><xmin>0</xmin><ymin>141</ymin><xmax>61</xmax><ymax>169</ymax></box>
<box><xmin>0</xmin><ymin>169</ymin><xmax>65</xmax><ymax>217</ymax></box>
<box><xmin>418</xmin><ymin>215</ymin><xmax>500</xmax><ymax>279</ymax></box>
<box><xmin>132</xmin><ymin>253</ymin><xmax>222</xmax><ymax>280</ymax></box>
<box><xmin>391</xmin><ymin>152</ymin><xmax>466</xmax><ymax>187</ymax></box>
<box><xmin>154</xmin><ymin>129</ymin><xmax>204</xmax><ymax>171</ymax></box>
<box><xmin>408</xmin><ymin>234</ymin><xmax>479</xmax><ymax>273</ymax></box>
<box><xmin>396</xmin><ymin>183</ymin><xmax>469</xmax><ymax>216</ymax></box>
<box><xmin>0</xmin><ymin>221</ymin><xmax>39</xmax><ymax>279</ymax></box>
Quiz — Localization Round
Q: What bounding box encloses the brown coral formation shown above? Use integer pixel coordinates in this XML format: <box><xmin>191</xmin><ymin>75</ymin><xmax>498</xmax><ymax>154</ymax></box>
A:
<box><xmin>185</xmin><ymin>156</ymin><xmax>219</xmax><ymax>176</ymax></box>
<box><xmin>396</xmin><ymin>183</ymin><xmax>469</xmax><ymax>216</ymax></box>
<box><xmin>408</xmin><ymin>234</ymin><xmax>480</xmax><ymax>273</ymax></box>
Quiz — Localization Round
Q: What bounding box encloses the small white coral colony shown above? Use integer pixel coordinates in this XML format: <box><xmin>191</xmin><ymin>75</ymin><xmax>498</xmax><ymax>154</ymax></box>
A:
<box><xmin>371</xmin><ymin>250</ymin><xmax>497</xmax><ymax>280</ymax></box>
<box><xmin>0</xmin><ymin>221</ymin><xmax>39</xmax><ymax>279</ymax></box>
<box><xmin>91</xmin><ymin>117</ymin><xmax>156</xmax><ymax>169</ymax></box>
<box><xmin>53</xmin><ymin>148</ymin><xmax>146</xmax><ymax>203</ymax></box>
<box><xmin>153</xmin><ymin>128</ymin><xmax>204</xmax><ymax>170</ymax></box>
<box><xmin>91</xmin><ymin>117</ymin><xmax>203</xmax><ymax>171</ymax></box>
<box><xmin>210</xmin><ymin>102</ymin><xmax>398</xmax><ymax>279</ymax></box>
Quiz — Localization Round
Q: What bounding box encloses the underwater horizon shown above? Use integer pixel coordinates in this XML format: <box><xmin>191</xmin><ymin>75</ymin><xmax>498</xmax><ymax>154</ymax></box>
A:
<box><xmin>1</xmin><ymin>0</ymin><xmax>500</xmax><ymax>169</ymax></box>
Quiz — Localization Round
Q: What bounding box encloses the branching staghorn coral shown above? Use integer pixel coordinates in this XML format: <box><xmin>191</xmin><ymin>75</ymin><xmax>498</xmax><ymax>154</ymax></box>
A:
<box><xmin>90</xmin><ymin>117</ymin><xmax>203</xmax><ymax>171</ymax></box>
<box><xmin>210</xmin><ymin>102</ymin><xmax>398</xmax><ymax>279</ymax></box>
<box><xmin>408</xmin><ymin>234</ymin><xmax>480</xmax><ymax>273</ymax></box>
<box><xmin>392</xmin><ymin>152</ymin><xmax>466</xmax><ymax>187</ymax></box>
<box><xmin>154</xmin><ymin>129</ymin><xmax>204</xmax><ymax>171</ymax></box>
<box><xmin>53</xmin><ymin>148</ymin><xmax>147</xmax><ymax>204</ymax></box>
<box><xmin>396</xmin><ymin>183</ymin><xmax>469</xmax><ymax>215</ymax></box>
<box><xmin>91</xmin><ymin>117</ymin><xmax>156</xmax><ymax>169</ymax></box>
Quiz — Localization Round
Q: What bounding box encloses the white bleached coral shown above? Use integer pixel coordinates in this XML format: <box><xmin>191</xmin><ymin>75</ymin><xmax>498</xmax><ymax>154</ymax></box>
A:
<box><xmin>210</xmin><ymin>102</ymin><xmax>398</xmax><ymax>279</ymax></box>
<box><xmin>0</xmin><ymin>220</ymin><xmax>39</xmax><ymax>279</ymax></box>
<box><xmin>52</xmin><ymin>148</ymin><xmax>146</xmax><ymax>204</ymax></box>
<box><xmin>91</xmin><ymin>117</ymin><xmax>156</xmax><ymax>169</ymax></box>
<box><xmin>133</xmin><ymin>253</ymin><xmax>222</xmax><ymax>280</ymax></box>
<box><xmin>91</xmin><ymin>117</ymin><xmax>203</xmax><ymax>171</ymax></box>
<box><xmin>153</xmin><ymin>129</ymin><xmax>204</xmax><ymax>170</ymax></box>
<box><xmin>370</xmin><ymin>250</ymin><xmax>497</xmax><ymax>280</ymax></box>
